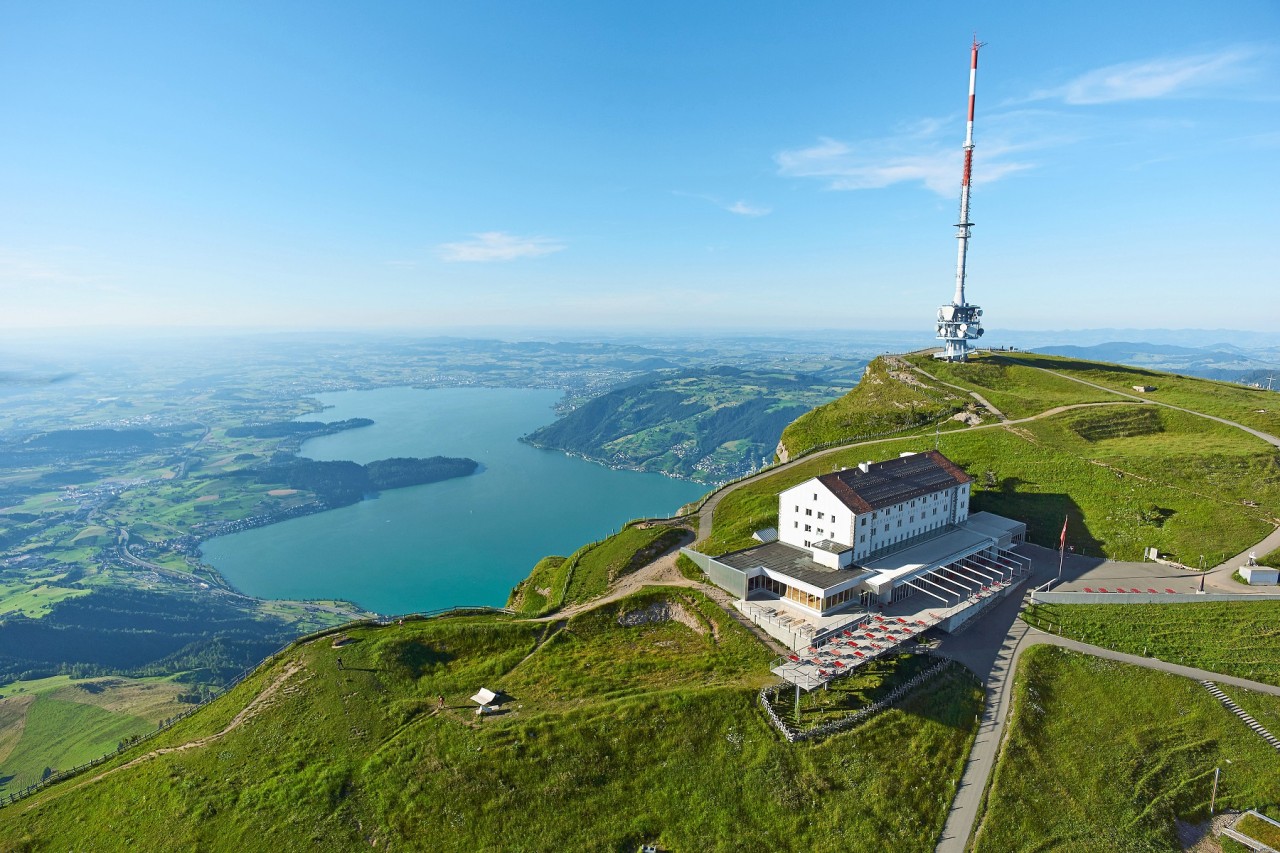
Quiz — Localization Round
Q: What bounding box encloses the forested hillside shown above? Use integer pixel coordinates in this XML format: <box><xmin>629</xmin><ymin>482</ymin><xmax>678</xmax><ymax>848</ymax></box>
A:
<box><xmin>525</xmin><ymin>367</ymin><xmax>846</xmax><ymax>481</ymax></box>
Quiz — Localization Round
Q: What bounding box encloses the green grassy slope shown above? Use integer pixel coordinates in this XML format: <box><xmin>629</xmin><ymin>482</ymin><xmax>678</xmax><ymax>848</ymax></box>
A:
<box><xmin>509</xmin><ymin>524</ymin><xmax>690</xmax><ymax>616</ymax></box>
<box><xmin>0</xmin><ymin>675</ymin><xmax>190</xmax><ymax>796</ymax></box>
<box><xmin>1022</xmin><ymin>601</ymin><xmax>1280</xmax><ymax>686</ymax></box>
<box><xmin>790</xmin><ymin>351</ymin><xmax>1280</xmax><ymax>464</ymax></box>
<box><xmin>0</xmin><ymin>698</ymin><xmax>153</xmax><ymax>792</ymax></box>
<box><xmin>2</xmin><ymin>591</ymin><xmax>981</xmax><ymax>852</ymax></box>
<box><xmin>904</xmin><ymin>353</ymin><xmax>1120</xmax><ymax>419</ymax></box>
<box><xmin>706</xmin><ymin>404</ymin><xmax>1280</xmax><ymax>561</ymax></box>
<box><xmin>778</xmin><ymin>357</ymin><xmax>969</xmax><ymax>458</ymax></box>
<box><xmin>1016</xmin><ymin>352</ymin><xmax>1280</xmax><ymax>435</ymax></box>
<box><xmin>972</xmin><ymin>646</ymin><xmax>1280</xmax><ymax>851</ymax></box>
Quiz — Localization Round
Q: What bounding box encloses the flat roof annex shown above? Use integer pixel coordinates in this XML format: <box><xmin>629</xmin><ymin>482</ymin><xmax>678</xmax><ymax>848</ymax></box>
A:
<box><xmin>716</xmin><ymin>540</ymin><xmax>872</xmax><ymax>590</ymax></box>
<box><xmin>817</xmin><ymin>450</ymin><xmax>969</xmax><ymax>514</ymax></box>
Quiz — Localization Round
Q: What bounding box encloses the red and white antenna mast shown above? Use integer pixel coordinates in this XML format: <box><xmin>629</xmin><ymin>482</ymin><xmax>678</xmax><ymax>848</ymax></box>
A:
<box><xmin>936</xmin><ymin>36</ymin><xmax>986</xmax><ymax>362</ymax></box>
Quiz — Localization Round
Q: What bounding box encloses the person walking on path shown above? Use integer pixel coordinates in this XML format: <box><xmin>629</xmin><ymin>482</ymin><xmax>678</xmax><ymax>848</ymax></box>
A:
<box><xmin>437</xmin><ymin>695</ymin><xmax>445</xmax><ymax>712</ymax></box>
<box><xmin>336</xmin><ymin>657</ymin><xmax>344</xmax><ymax>670</ymax></box>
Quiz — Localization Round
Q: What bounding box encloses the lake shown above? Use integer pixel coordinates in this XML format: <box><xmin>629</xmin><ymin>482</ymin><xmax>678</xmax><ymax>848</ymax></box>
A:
<box><xmin>200</xmin><ymin>387</ymin><xmax>708</xmax><ymax>615</ymax></box>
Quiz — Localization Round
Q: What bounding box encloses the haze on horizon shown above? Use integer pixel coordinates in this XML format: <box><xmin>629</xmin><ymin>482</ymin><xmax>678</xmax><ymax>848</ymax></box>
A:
<box><xmin>1</xmin><ymin>1</ymin><xmax>1277</xmax><ymax>334</ymax></box>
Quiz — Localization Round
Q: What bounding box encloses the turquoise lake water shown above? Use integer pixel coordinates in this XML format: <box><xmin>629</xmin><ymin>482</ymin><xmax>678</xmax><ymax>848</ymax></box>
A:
<box><xmin>200</xmin><ymin>387</ymin><xmax>708</xmax><ymax>615</ymax></box>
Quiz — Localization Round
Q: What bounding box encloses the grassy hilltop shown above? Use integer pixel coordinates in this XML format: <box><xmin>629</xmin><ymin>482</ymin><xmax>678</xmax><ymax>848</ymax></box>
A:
<box><xmin>719</xmin><ymin>351</ymin><xmax>1280</xmax><ymax>563</ymax></box>
<box><xmin>0</xmin><ymin>590</ymin><xmax>982</xmax><ymax>852</ymax></box>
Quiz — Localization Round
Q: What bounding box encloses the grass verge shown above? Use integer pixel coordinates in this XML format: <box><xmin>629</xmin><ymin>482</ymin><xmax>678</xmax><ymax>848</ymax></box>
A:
<box><xmin>971</xmin><ymin>645</ymin><xmax>1280</xmax><ymax>852</ymax></box>
<box><xmin>1021</xmin><ymin>601</ymin><xmax>1280</xmax><ymax>686</ymax></box>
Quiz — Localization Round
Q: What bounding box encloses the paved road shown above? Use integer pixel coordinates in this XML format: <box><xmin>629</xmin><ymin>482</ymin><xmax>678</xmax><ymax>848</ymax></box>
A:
<box><xmin>933</xmin><ymin>541</ymin><xmax>1280</xmax><ymax>853</ymax></box>
<box><xmin>933</xmin><ymin>364</ymin><xmax>1280</xmax><ymax>853</ymax></box>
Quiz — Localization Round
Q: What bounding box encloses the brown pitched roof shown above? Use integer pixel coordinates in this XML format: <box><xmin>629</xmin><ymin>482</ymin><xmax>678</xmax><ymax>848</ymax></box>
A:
<box><xmin>816</xmin><ymin>450</ymin><xmax>970</xmax><ymax>513</ymax></box>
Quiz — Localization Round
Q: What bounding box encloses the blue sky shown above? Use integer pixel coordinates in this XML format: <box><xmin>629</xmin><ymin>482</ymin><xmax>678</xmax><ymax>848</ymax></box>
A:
<box><xmin>1</xmin><ymin>1</ymin><xmax>1277</xmax><ymax>335</ymax></box>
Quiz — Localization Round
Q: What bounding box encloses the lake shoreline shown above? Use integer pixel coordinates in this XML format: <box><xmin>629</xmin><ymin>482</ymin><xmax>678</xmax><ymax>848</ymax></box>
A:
<box><xmin>199</xmin><ymin>387</ymin><xmax>706</xmax><ymax>615</ymax></box>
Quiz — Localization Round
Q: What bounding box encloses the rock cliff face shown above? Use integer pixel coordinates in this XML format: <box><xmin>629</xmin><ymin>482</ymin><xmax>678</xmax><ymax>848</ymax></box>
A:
<box><xmin>775</xmin><ymin>439</ymin><xmax>790</xmax><ymax>465</ymax></box>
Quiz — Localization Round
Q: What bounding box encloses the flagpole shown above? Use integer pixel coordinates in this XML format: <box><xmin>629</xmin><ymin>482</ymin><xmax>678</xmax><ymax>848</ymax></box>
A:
<box><xmin>1057</xmin><ymin>515</ymin><xmax>1068</xmax><ymax>583</ymax></box>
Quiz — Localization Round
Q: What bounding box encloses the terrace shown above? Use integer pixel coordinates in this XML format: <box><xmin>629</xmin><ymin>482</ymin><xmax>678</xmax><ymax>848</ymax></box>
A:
<box><xmin>770</xmin><ymin>546</ymin><xmax>1031</xmax><ymax>690</ymax></box>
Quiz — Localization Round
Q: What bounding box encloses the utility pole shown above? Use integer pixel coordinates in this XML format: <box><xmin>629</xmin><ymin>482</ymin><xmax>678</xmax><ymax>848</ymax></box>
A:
<box><xmin>1211</xmin><ymin>760</ymin><xmax>1232</xmax><ymax>814</ymax></box>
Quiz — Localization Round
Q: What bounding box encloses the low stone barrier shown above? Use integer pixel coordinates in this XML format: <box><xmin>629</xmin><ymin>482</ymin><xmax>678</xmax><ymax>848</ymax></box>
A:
<box><xmin>760</xmin><ymin>656</ymin><xmax>960</xmax><ymax>743</ymax></box>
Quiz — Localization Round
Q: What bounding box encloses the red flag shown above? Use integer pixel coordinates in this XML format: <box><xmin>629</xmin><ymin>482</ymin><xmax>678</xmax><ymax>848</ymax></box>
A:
<box><xmin>1059</xmin><ymin>515</ymin><xmax>1068</xmax><ymax>550</ymax></box>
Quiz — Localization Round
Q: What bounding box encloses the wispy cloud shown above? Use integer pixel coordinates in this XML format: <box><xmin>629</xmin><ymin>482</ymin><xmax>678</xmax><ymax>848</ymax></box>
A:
<box><xmin>437</xmin><ymin>231</ymin><xmax>565</xmax><ymax>263</ymax></box>
<box><xmin>674</xmin><ymin>191</ymin><xmax>771</xmax><ymax>217</ymax></box>
<box><xmin>1033</xmin><ymin>47</ymin><xmax>1259</xmax><ymax>105</ymax></box>
<box><xmin>775</xmin><ymin>129</ymin><xmax>1034</xmax><ymax>197</ymax></box>
<box><xmin>725</xmin><ymin>200</ymin><xmax>771</xmax><ymax>217</ymax></box>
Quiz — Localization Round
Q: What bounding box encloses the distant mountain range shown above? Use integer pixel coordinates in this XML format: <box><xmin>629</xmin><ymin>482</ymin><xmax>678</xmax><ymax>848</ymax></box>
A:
<box><xmin>1029</xmin><ymin>341</ymin><xmax>1280</xmax><ymax>386</ymax></box>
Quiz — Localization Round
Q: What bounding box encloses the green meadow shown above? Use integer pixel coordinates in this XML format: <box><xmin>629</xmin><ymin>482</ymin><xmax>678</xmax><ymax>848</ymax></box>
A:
<box><xmin>972</xmin><ymin>645</ymin><xmax>1280</xmax><ymax>852</ymax></box>
<box><xmin>1022</xmin><ymin>601</ymin><xmax>1280</xmax><ymax>686</ymax></box>
<box><xmin>703</xmin><ymin>403</ymin><xmax>1278</xmax><ymax>562</ymax></box>
<box><xmin>2</xmin><ymin>590</ymin><xmax>982</xmax><ymax>852</ymax></box>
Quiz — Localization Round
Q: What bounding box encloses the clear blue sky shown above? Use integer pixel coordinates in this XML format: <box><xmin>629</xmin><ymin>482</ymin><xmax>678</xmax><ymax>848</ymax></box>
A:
<box><xmin>2</xmin><ymin>1</ymin><xmax>1276</xmax><ymax>333</ymax></box>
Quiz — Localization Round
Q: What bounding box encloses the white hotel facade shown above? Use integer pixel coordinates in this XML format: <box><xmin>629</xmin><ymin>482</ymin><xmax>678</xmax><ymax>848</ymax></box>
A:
<box><xmin>684</xmin><ymin>450</ymin><xmax>1028</xmax><ymax>648</ymax></box>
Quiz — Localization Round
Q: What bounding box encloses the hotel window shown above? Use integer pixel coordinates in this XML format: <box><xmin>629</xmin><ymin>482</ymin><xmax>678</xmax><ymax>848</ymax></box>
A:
<box><xmin>813</xmin><ymin>494</ymin><xmax>817</xmax><ymax>501</ymax></box>
<box><xmin>794</xmin><ymin>521</ymin><xmax>799</xmax><ymax>528</ymax></box>
<box><xmin>884</xmin><ymin>524</ymin><xmax>889</xmax><ymax>532</ymax></box>
<box><xmin>817</xmin><ymin>512</ymin><xmax>824</xmax><ymax>520</ymax></box>
<box><xmin>804</xmin><ymin>524</ymin><xmax>812</xmax><ymax>532</ymax></box>
<box><xmin>897</xmin><ymin>520</ymin><xmax>902</xmax><ymax>527</ymax></box>
<box><xmin>860</xmin><ymin>517</ymin><xmax>866</xmax><ymax>526</ymax></box>
<box><xmin>816</xmin><ymin>528</ymin><xmax>824</xmax><ymax>535</ymax></box>
<box><xmin>860</xmin><ymin>534</ymin><xmax>865</xmax><ymax>543</ymax></box>
<box><xmin>805</xmin><ymin>509</ymin><xmax>812</xmax><ymax>516</ymax></box>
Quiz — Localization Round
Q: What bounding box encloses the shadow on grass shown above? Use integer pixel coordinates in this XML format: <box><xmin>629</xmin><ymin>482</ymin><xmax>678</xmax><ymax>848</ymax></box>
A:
<box><xmin>377</xmin><ymin>638</ymin><xmax>455</xmax><ymax>679</ymax></box>
<box><xmin>974</xmin><ymin>491</ymin><xmax>1105</xmax><ymax>564</ymax></box>
<box><xmin>997</xmin><ymin>354</ymin><xmax>1163</xmax><ymax>380</ymax></box>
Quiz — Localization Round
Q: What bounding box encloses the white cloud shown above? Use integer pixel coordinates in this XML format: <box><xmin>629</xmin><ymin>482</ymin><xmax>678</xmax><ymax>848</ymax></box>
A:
<box><xmin>1035</xmin><ymin>47</ymin><xmax>1258</xmax><ymax>105</ymax></box>
<box><xmin>726</xmin><ymin>200</ymin><xmax>771</xmax><ymax>217</ymax></box>
<box><xmin>775</xmin><ymin>132</ymin><xmax>1033</xmax><ymax>197</ymax></box>
<box><xmin>674</xmin><ymin>191</ymin><xmax>772</xmax><ymax>216</ymax></box>
<box><xmin>437</xmin><ymin>231</ymin><xmax>565</xmax><ymax>263</ymax></box>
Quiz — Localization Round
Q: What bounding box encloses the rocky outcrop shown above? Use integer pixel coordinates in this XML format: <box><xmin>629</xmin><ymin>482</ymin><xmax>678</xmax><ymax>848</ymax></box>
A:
<box><xmin>617</xmin><ymin>598</ymin><xmax>707</xmax><ymax>635</ymax></box>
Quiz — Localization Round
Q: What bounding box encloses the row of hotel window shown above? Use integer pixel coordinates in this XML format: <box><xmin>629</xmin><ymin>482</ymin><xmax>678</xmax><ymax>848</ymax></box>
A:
<box><xmin>747</xmin><ymin>574</ymin><xmax>868</xmax><ymax>610</ymax></box>
<box><xmin>795</xmin><ymin>507</ymin><xmax>947</xmax><ymax>535</ymax></box>
<box><xmin>800</xmin><ymin>493</ymin><xmax>950</xmax><ymax>515</ymax></box>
